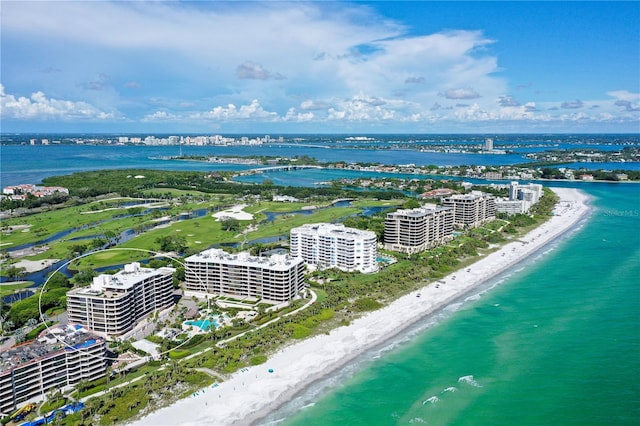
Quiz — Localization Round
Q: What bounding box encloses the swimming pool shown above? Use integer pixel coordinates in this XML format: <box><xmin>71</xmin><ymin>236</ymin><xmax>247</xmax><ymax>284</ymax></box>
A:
<box><xmin>184</xmin><ymin>318</ymin><xmax>217</xmax><ymax>331</ymax></box>
<box><xmin>184</xmin><ymin>314</ymin><xmax>229</xmax><ymax>331</ymax></box>
<box><xmin>376</xmin><ymin>255</ymin><xmax>396</xmax><ymax>264</ymax></box>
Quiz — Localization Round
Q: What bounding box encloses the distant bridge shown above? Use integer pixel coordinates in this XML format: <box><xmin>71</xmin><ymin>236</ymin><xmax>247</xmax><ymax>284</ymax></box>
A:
<box><xmin>241</xmin><ymin>165</ymin><xmax>324</xmax><ymax>175</ymax></box>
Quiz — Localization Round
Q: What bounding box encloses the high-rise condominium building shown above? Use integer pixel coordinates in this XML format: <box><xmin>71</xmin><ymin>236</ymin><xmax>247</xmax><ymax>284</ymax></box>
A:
<box><xmin>443</xmin><ymin>191</ymin><xmax>496</xmax><ymax>228</ymax></box>
<box><xmin>384</xmin><ymin>204</ymin><xmax>454</xmax><ymax>254</ymax></box>
<box><xmin>67</xmin><ymin>263</ymin><xmax>175</xmax><ymax>337</ymax></box>
<box><xmin>496</xmin><ymin>182</ymin><xmax>544</xmax><ymax>215</ymax></box>
<box><xmin>289</xmin><ymin>223</ymin><xmax>379</xmax><ymax>274</ymax></box>
<box><xmin>184</xmin><ymin>249</ymin><xmax>305</xmax><ymax>303</ymax></box>
<box><xmin>0</xmin><ymin>325</ymin><xmax>105</xmax><ymax>415</ymax></box>
<box><xmin>485</xmin><ymin>138</ymin><xmax>494</xmax><ymax>151</ymax></box>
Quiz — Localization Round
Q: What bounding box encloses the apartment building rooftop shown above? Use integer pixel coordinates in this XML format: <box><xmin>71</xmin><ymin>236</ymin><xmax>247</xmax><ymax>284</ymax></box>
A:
<box><xmin>71</xmin><ymin>263</ymin><xmax>173</xmax><ymax>298</ymax></box>
<box><xmin>186</xmin><ymin>248</ymin><xmax>302</xmax><ymax>271</ymax></box>
<box><xmin>389</xmin><ymin>204</ymin><xmax>451</xmax><ymax>217</ymax></box>
<box><xmin>0</xmin><ymin>325</ymin><xmax>102</xmax><ymax>373</ymax></box>
<box><xmin>292</xmin><ymin>223</ymin><xmax>376</xmax><ymax>238</ymax></box>
<box><xmin>445</xmin><ymin>191</ymin><xmax>492</xmax><ymax>200</ymax></box>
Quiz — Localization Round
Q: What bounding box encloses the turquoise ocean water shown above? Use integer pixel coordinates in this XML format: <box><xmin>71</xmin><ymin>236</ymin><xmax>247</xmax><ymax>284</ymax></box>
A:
<box><xmin>264</xmin><ymin>183</ymin><xmax>640</xmax><ymax>426</ymax></box>
<box><xmin>1</xmin><ymin>142</ymin><xmax>639</xmax><ymax>425</ymax></box>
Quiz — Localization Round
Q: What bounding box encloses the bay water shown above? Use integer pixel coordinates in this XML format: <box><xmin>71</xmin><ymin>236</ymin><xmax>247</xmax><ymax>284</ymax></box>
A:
<box><xmin>2</xmin><ymin>140</ymin><xmax>639</xmax><ymax>188</ymax></box>
<box><xmin>1</xmin><ymin>140</ymin><xmax>639</xmax><ymax>425</ymax></box>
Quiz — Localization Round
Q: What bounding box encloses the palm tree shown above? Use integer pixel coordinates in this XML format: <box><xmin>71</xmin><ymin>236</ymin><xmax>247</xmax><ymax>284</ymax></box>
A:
<box><xmin>14</xmin><ymin>327</ymin><xmax>26</xmax><ymax>343</ymax></box>
<box><xmin>3</xmin><ymin>320</ymin><xmax>14</xmax><ymax>333</ymax></box>
<box><xmin>105</xmin><ymin>366</ymin><xmax>112</xmax><ymax>384</ymax></box>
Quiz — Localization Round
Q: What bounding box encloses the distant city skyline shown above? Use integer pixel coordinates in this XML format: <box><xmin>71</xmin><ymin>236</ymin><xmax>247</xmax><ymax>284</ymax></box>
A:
<box><xmin>1</xmin><ymin>1</ymin><xmax>639</xmax><ymax>133</ymax></box>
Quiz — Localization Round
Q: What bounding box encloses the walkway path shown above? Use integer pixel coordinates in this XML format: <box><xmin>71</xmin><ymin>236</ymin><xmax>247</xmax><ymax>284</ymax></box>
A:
<box><xmin>194</xmin><ymin>368</ymin><xmax>227</xmax><ymax>382</ymax></box>
<box><xmin>216</xmin><ymin>289</ymin><xmax>317</xmax><ymax>347</ymax></box>
<box><xmin>84</xmin><ymin>289</ymin><xmax>318</xmax><ymax>400</ymax></box>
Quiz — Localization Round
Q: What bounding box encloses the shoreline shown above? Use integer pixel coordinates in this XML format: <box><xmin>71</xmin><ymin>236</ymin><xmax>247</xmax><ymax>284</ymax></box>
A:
<box><xmin>129</xmin><ymin>187</ymin><xmax>591</xmax><ymax>426</ymax></box>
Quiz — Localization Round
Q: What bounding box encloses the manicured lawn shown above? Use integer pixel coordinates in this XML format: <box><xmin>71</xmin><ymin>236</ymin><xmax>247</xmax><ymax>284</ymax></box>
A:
<box><xmin>1</xmin><ymin>198</ymin><xmax>228</xmax><ymax>249</ymax></box>
<box><xmin>0</xmin><ymin>282</ymin><xmax>34</xmax><ymax>298</ymax></box>
<box><xmin>67</xmin><ymin>202</ymin><xmax>365</xmax><ymax>269</ymax></box>
<box><xmin>350</xmin><ymin>199</ymin><xmax>403</xmax><ymax>208</ymax></box>
<box><xmin>5</xmin><ymin>199</ymin><xmax>236</xmax><ymax>264</ymax></box>
<box><xmin>71</xmin><ymin>214</ymin><xmax>234</xmax><ymax>268</ymax></box>
<box><xmin>3</xmin><ymin>197</ymin><xmax>397</xmax><ymax>268</ymax></box>
<box><xmin>243</xmin><ymin>206</ymin><xmax>360</xmax><ymax>241</ymax></box>
<box><xmin>141</xmin><ymin>188</ymin><xmax>213</xmax><ymax>197</ymax></box>
<box><xmin>244</xmin><ymin>201</ymin><xmax>312</xmax><ymax>213</ymax></box>
<box><xmin>2</xmin><ymin>206</ymin><xmax>126</xmax><ymax>247</ymax></box>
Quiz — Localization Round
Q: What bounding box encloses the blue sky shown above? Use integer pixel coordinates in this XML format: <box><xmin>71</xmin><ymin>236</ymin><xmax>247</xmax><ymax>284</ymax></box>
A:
<box><xmin>1</xmin><ymin>1</ymin><xmax>639</xmax><ymax>133</ymax></box>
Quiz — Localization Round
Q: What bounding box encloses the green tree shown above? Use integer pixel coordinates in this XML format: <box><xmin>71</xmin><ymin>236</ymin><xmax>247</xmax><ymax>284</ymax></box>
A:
<box><xmin>173</xmin><ymin>266</ymin><xmax>185</xmax><ymax>282</ymax></box>
<box><xmin>46</xmin><ymin>272</ymin><xmax>71</xmax><ymax>289</ymax></box>
<box><xmin>14</xmin><ymin>328</ymin><xmax>26</xmax><ymax>343</ymax></box>
<box><xmin>220</xmin><ymin>217</ymin><xmax>241</xmax><ymax>232</ymax></box>
<box><xmin>3</xmin><ymin>265</ymin><xmax>26</xmax><ymax>281</ymax></box>
<box><xmin>155</xmin><ymin>235</ymin><xmax>187</xmax><ymax>252</ymax></box>
<box><xmin>90</xmin><ymin>238</ymin><xmax>107</xmax><ymax>249</ymax></box>
<box><xmin>67</xmin><ymin>244</ymin><xmax>88</xmax><ymax>259</ymax></box>
<box><xmin>402</xmin><ymin>199</ymin><xmax>421</xmax><ymax>209</ymax></box>
<box><xmin>73</xmin><ymin>268</ymin><xmax>96</xmax><ymax>286</ymax></box>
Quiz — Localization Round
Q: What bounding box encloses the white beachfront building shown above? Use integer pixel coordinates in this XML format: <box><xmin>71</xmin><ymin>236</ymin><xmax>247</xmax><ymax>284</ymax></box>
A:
<box><xmin>496</xmin><ymin>182</ymin><xmax>544</xmax><ymax>215</ymax></box>
<box><xmin>184</xmin><ymin>249</ymin><xmax>305</xmax><ymax>303</ymax></box>
<box><xmin>0</xmin><ymin>325</ymin><xmax>105</xmax><ymax>415</ymax></box>
<box><xmin>384</xmin><ymin>204</ymin><xmax>454</xmax><ymax>254</ymax></box>
<box><xmin>66</xmin><ymin>263</ymin><xmax>175</xmax><ymax>337</ymax></box>
<box><xmin>442</xmin><ymin>191</ymin><xmax>496</xmax><ymax>228</ymax></box>
<box><xmin>289</xmin><ymin>223</ymin><xmax>379</xmax><ymax>274</ymax></box>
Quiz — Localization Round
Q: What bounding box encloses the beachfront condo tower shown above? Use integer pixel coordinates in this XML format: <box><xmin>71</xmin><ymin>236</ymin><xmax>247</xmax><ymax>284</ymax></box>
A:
<box><xmin>0</xmin><ymin>325</ymin><xmax>105</xmax><ymax>415</ymax></box>
<box><xmin>384</xmin><ymin>204</ymin><xmax>454</xmax><ymax>254</ymax></box>
<box><xmin>442</xmin><ymin>191</ymin><xmax>496</xmax><ymax>228</ymax></box>
<box><xmin>184</xmin><ymin>249</ymin><xmax>305</xmax><ymax>303</ymax></box>
<box><xmin>66</xmin><ymin>262</ymin><xmax>175</xmax><ymax>337</ymax></box>
<box><xmin>289</xmin><ymin>223</ymin><xmax>379</xmax><ymax>274</ymax></box>
<box><xmin>496</xmin><ymin>182</ymin><xmax>544</xmax><ymax>215</ymax></box>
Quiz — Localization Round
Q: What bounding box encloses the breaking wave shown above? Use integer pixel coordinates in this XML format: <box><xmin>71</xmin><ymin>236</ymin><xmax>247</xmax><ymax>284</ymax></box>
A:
<box><xmin>458</xmin><ymin>375</ymin><xmax>482</xmax><ymax>387</ymax></box>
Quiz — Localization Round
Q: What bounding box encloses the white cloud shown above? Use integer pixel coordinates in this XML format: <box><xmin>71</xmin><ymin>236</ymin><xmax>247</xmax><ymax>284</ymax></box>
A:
<box><xmin>141</xmin><ymin>111</ymin><xmax>182</xmax><ymax>122</ymax></box>
<box><xmin>326</xmin><ymin>93</ymin><xmax>419</xmax><ymax>122</ymax></box>
<box><xmin>284</xmin><ymin>108</ymin><xmax>314</xmax><ymax>122</ymax></box>
<box><xmin>235</xmin><ymin>62</ymin><xmax>286</xmax><ymax>80</ymax></box>
<box><xmin>607</xmin><ymin>90</ymin><xmax>640</xmax><ymax>112</ymax></box>
<box><xmin>561</xmin><ymin>100</ymin><xmax>584</xmax><ymax>109</ymax></box>
<box><xmin>1</xmin><ymin>2</ymin><xmax>398</xmax><ymax>67</ymax></box>
<box><xmin>0</xmin><ymin>84</ymin><xmax>115</xmax><ymax>120</ymax></box>
<box><xmin>613</xmin><ymin>100</ymin><xmax>640</xmax><ymax>112</ymax></box>
<box><xmin>300</xmin><ymin>100</ymin><xmax>331</xmax><ymax>110</ymax></box>
<box><xmin>192</xmin><ymin>100</ymin><xmax>279</xmax><ymax>121</ymax></box>
<box><xmin>1</xmin><ymin>3</ymin><xmax>499</xmax><ymax>107</ymax></box>
<box><xmin>2</xmin><ymin>2</ymin><xmax>637</xmax><ymax>131</ymax></box>
<box><xmin>497</xmin><ymin>95</ymin><xmax>520</xmax><ymax>107</ymax></box>
<box><xmin>440</xmin><ymin>88</ymin><xmax>481</xmax><ymax>100</ymax></box>
<box><xmin>607</xmin><ymin>90</ymin><xmax>640</xmax><ymax>102</ymax></box>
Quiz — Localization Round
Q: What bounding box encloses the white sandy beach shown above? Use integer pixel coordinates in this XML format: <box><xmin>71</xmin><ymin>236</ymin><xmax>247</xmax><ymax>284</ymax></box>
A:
<box><xmin>130</xmin><ymin>187</ymin><xmax>590</xmax><ymax>426</ymax></box>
